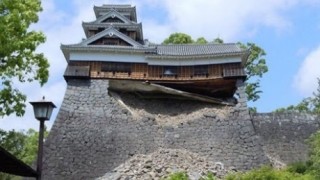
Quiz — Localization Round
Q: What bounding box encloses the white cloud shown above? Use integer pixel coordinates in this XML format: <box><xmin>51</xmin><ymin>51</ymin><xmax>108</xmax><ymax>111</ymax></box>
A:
<box><xmin>294</xmin><ymin>45</ymin><xmax>320</xmax><ymax>96</ymax></box>
<box><xmin>160</xmin><ymin>0</ymin><xmax>300</xmax><ymax>41</ymax></box>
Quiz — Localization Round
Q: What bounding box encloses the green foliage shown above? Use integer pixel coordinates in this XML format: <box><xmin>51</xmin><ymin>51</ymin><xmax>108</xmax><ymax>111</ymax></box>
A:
<box><xmin>164</xmin><ymin>171</ymin><xmax>189</xmax><ymax>180</ymax></box>
<box><xmin>225</xmin><ymin>130</ymin><xmax>320</xmax><ymax>180</ymax></box>
<box><xmin>0</xmin><ymin>128</ymin><xmax>48</xmax><ymax>178</ymax></box>
<box><xmin>249</xmin><ymin>107</ymin><xmax>257</xmax><ymax>114</ymax></box>
<box><xmin>225</xmin><ymin>166</ymin><xmax>315</xmax><ymax>180</ymax></box>
<box><xmin>307</xmin><ymin>131</ymin><xmax>320</xmax><ymax>178</ymax></box>
<box><xmin>0</xmin><ymin>129</ymin><xmax>27</xmax><ymax>179</ymax></box>
<box><xmin>21</xmin><ymin>128</ymin><xmax>49</xmax><ymax>165</ymax></box>
<box><xmin>245</xmin><ymin>81</ymin><xmax>262</xmax><ymax>103</ymax></box>
<box><xmin>274</xmin><ymin>98</ymin><xmax>313</xmax><ymax>113</ymax></box>
<box><xmin>311</xmin><ymin>78</ymin><xmax>320</xmax><ymax>114</ymax></box>
<box><xmin>286</xmin><ymin>161</ymin><xmax>310</xmax><ymax>174</ymax></box>
<box><xmin>196</xmin><ymin>37</ymin><xmax>208</xmax><ymax>44</ymax></box>
<box><xmin>213</xmin><ymin>37</ymin><xmax>224</xmax><ymax>44</ymax></box>
<box><xmin>274</xmin><ymin>78</ymin><xmax>320</xmax><ymax>114</ymax></box>
<box><xmin>238</xmin><ymin>43</ymin><xmax>268</xmax><ymax>102</ymax></box>
<box><xmin>199</xmin><ymin>172</ymin><xmax>216</xmax><ymax>180</ymax></box>
<box><xmin>0</xmin><ymin>0</ymin><xmax>49</xmax><ymax>117</ymax></box>
<box><xmin>161</xmin><ymin>131</ymin><xmax>320</xmax><ymax>180</ymax></box>
<box><xmin>163</xmin><ymin>33</ymin><xmax>194</xmax><ymax>44</ymax></box>
<box><xmin>0</xmin><ymin>129</ymin><xmax>27</xmax><ymax>158</ymax></box>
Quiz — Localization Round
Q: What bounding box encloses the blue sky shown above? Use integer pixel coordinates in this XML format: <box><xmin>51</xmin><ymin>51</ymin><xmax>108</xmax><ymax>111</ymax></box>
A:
<box><xmin>1</xmin><ymin>0</ymin><xmax>320</xmax><ymax>131</ymax></box>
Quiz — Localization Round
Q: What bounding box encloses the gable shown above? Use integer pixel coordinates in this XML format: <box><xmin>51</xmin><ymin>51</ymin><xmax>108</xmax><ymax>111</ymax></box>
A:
<box><xmin>80</xmin><ymin>27</ymin><xmax>142</xmax><ymax>47</ymax></box>
<box><xmin>95</xmin><ymin>10</ymin><xmax>132</xmax><ymax>24</ymax></box>
<box><xmin>102</xmin><ymin>16</ymin><xmax>125</xmax><ymax>23</ymax></box>
<box><xmin>89</xmin><ymin>36</ymin><xmax>131</xmax><ymax>46</ymax></box>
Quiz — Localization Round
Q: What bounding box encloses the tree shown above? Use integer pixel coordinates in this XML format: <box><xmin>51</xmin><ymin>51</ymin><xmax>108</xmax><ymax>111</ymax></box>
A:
<box><xmin>311</xmin><ymin>78</ymin><xmax>320</xmax><ymax>114</ymax></box>
<box><xmin>0</xmin><ymin>129</ymin><xmax>27</xmax><ymax>179</ymax></box>
<box><xmin>0</xmin><ymin>128</ymin><xmax>48</xmax><ymax>179</ymax></box>
<box><xmin>163</xmin><ymin>33</ymin><xmax>193</xmax><ymax>44</ymax></box>
<box><xmin>237</xmin><ymin>43</ymin><xmax>268</xmax><ymax>102</ymax></box>
<box><xmin>162</xmin><ymin>33</ymin><xmax>268</xmax><ymax>102</ymax></box>
<box><xmin>274</xmin><ymin>78</ymin><xmax>320</xmax><ymax>114</ymax></box>
<box><xmin>213</xmin><ymin>37</ymin><xmax>224</xmax><ymax>44</ymax></box>
<box><xmin>212</xmin><ymin>39</ymin><xmax>268</xmax><ymax>102</ymax></box>
<box><xmin>308</xmin><ymin>130</ymin><xmax>320</xmax><ymax>178</ymax></box>
<box><xmin>0</xmin><ymin>0</ymin><xmax>49</xmax><ymax>117</ymax></box>
<box><xmin>195</xmin><ymin>37</ymin><xmax>208</xmax><ymax>44</ymax></box>
<box><xmin>0</xmin><ymin>129</ymin><xmax>27</xmax><ymax>158</ymax></box>
<box><xmin>21</xmin><ymin>128</ymin><xmax>49</xmax><ymax>165</ymax></box>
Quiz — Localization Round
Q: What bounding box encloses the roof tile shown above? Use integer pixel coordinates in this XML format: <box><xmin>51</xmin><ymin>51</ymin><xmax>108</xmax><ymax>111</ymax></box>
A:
<box><xmin>153</xmin><ymin>43</ymin><xmax>242</xmax><ymax>56</ymax></box>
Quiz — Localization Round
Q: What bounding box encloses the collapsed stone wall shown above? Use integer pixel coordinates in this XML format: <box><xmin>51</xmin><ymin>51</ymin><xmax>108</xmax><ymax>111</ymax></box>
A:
<box><xmin>42</xmin><ymin>79</ymin><xmax>320</xmax><ymax>179</ymax></box>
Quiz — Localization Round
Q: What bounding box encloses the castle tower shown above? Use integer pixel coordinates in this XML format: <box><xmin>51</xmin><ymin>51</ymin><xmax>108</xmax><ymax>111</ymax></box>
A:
<box><xmin>61</xmin><ymin>4</ymin><xmax>249</xmax><ymax>105</ymax></box>
<box><xmin>40</xmin><ymin>5</ymin><xmax>278</xmax><ymax>179</ymax></box>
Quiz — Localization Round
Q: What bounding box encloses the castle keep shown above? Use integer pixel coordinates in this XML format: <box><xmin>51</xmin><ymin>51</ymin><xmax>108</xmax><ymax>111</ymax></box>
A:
<box><xmin>61</xmin><ymin>4</ymin><xmax>248</xmax><ymax>105</ymax></box>
<box><xmin>42</xmin><ymin>5</ymin><xmax>320</xmax><ymax>179</ymax></box>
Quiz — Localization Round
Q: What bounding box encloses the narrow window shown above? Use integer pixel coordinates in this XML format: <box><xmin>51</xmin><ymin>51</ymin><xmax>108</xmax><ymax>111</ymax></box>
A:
<box><xmin>101</xmin><ymin>62</ymin><xmax>131</xmax><ymax>72</ymax></box>
<box><xmin>194</xmin><ymin>65</ymin><xmax>208</xmax><ymax>76</ymax></box>
<box><xmin>163</xmin><ymin>66</ymin><xmax>177</xmax><ymax>76</ymax></box>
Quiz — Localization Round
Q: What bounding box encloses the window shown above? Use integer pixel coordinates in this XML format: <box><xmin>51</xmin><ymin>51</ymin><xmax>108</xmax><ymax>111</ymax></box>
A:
<box><xmin>194</xmin><ymin>65</ymin><xmax>208</xmax><ymax>76</ymax></box>
<box><xmin>101</xmin><ymin>63</ymin><xmax>131</xmax><ymax>72</ymax></box>
<box><xmin>163</xmin><ymin>66</ymin><xmax>177</xmax><ymax>76</ymax></box>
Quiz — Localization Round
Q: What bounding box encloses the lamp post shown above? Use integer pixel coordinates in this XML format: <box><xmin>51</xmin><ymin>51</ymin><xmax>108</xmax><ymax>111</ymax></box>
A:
<box><xmin>30</xmin><ymin>97</ymin><xmax>56</xmax><ymax>180</ymax></box>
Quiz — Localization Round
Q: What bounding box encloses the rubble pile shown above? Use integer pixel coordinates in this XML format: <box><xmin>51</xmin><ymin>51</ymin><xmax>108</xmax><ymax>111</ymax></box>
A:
<box><xmin>117</xmin><ymin>93</ymin><xmax>232</xmax><ymax>126</ymax></box>
<box><xmin>97</xmin><ymin>148</ymin><xmax>234</xmax><ymax>180</ymax></box>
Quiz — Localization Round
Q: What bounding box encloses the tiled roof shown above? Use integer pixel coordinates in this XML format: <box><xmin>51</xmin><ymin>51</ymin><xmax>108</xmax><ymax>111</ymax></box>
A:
<box><xmin>100</xmin><ymin>4</ymin><xmax>132</xmax><ymax>8</ymax></box>
<box><xmin>152</xmin><ymin>43</ymin><xmax>244</xmax><ymax>56</ymax></box>
<box><xmin>0</xmin><ymin>146</ymin><xmax>37</xmax><ymax>177</ymax></box>
<box><xmin>94</xmin><ymin>5</ymin><xmax>137</xmax><ymax>22</ymax></box>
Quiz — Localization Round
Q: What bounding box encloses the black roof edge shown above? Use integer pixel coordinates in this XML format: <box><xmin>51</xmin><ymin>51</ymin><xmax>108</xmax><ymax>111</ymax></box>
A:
<box><xmin>0</xmin><ymin>146</ymin><xmax>37</xmax><ymax>177</ymax></box>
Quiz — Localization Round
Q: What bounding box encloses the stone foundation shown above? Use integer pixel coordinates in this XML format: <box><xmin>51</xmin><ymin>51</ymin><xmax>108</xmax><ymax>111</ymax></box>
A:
<box><xmin>41</xmin><ymin>79</ymin><xmax>320</xmax><ymax>179</ymax></box>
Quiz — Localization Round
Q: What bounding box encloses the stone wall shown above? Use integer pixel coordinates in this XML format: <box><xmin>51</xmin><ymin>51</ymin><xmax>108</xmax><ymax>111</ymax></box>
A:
<box><xmin>252</xmin><ymin>113</ymin><xmax>320</xmax><ymax>168</ymax></box>
<box><xmin>42</xmin><ymin>79</ymin><xmax>320</xmax><ymax>179</ymax></box>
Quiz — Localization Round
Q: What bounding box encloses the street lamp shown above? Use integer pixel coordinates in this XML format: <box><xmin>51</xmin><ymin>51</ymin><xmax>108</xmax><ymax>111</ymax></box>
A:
<box><xmin>30</xmin><ymin>97</ymin><xmax>56</xmax><ymax>180</ymax></box>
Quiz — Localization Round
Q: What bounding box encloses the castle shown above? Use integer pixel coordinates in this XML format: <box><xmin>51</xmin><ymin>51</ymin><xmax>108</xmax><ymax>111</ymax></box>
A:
<box><xmin>41</xmin><ymin>5</ymin><xmax>320</xmax><ymax>179</ymax></box>
<box><xmin>61</xmin><ymin>4</ymin><xmax>248</xmax><ymax>105</ymax></box>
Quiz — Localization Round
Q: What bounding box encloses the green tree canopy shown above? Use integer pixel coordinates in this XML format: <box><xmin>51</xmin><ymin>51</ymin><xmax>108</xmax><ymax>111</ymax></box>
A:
<box><xmin>274</xmin><ymin>78</ymin><xmax>320</xmax><ymax>114</ymax></box>
<box><xmin>163</xmin><ymin>33</ymin><xmax>194</xmax><ymax>44</ymax></box>
<box><xmin>195</xmin><ymin>37</ymin><xmax>208</xmax><ymax>44</ymax></box>
<box><xmin>213</xmin><ymin>37</ymin><xmax>224</xmax><ymax>44</ymax></box>
<box><xmin>0</xmin><ymin>128</ymin><xmax>48</xmax><ymax>179</ymax></box>
<box><xmin>0</xmin><ymin>0</ymin><xmax>49</xmax><ymax>117</ymax></box>
<box><xmin>161</xmin><ymin>33</ymin><xmax>268</xmax><ymax>103</ymax></box>
<box><xmin>238</xmin><ymin>42</ymin><xmax>268</xmax><ymax>102</ymax></box>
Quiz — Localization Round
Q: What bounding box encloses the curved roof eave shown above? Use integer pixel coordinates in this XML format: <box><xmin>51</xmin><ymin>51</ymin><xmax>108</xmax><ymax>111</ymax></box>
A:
<box><xmin>61</xmin><ymin>45</ymin><xmax>156</xmax><ymax>62</ymax></box>
<box><xmin>146</xmin><ymin>51</ymin><xmax>248</xmax><ymax>60</ymax></box>
<box><xmin>82</xmin><ymin>23</ymin><xmax>142</xmax><ymax>39</ymax></box>
<box><xmin>77</xmin><ymin>27</ymin><xmax>143</xmax><ymax>47</ymax></box>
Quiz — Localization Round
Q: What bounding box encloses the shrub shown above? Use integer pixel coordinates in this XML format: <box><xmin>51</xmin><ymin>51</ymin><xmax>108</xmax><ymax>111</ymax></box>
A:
<box><xmin>225</xmin><ymin>166</ymin><xmax>315</xmax><ymax>180</ymax></box>
<box><xmin>199</xmin><ymin>172</ymin><xmax>216</xmax><ymax>180</ymax></box>
<box><xmin>163</xmin><ymin>171</ymin><xmax>189</xmax><ymax>180</ymax></box>
<box><xmin>286</xmin><ymin>161</ymin><xmax>309</xmax><ymax>174</ymax></box>
<box><xmin>307</xmin><ymin>130</ymin><xmax>320</xmax><ymax>178</ymax></box>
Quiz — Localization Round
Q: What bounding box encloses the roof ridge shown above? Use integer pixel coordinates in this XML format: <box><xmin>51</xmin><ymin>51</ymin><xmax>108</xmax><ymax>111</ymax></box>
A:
<box><xmin>155</xmin><ymin>43</ymin><xmax>237</xmax><ymax>47</ymax></box>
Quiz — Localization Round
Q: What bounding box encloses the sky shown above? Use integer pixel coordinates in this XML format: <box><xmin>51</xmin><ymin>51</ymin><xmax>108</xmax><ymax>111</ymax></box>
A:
<box><xmin>1</xmin><ymin>0</ymin><xmax>320</xmax><ymax>131</ymax></box>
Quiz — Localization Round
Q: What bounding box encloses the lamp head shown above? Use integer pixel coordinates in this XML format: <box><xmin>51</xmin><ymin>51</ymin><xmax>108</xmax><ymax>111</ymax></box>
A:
<box><xmin>30</xmin><ymin>97</ymin><xmax>56</xmax><ymax>121</ymax></box>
